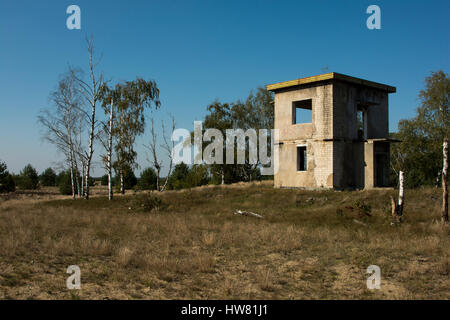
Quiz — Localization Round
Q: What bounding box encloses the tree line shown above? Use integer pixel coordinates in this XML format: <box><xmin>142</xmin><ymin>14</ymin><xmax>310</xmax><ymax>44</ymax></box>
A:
<box><xmin>390</xmin><ymin>70</ymin><xmax>449</xmax><ymax>189</ymax></box>
<box><xmin>0</xmin><ymin>38</ymin><xmax>447</xmax><ymax>210</ymax></box>
<box><xmin>2</xmin><ymin>37</ymin><xmax>273</xmax><ymax>198</ymax></box>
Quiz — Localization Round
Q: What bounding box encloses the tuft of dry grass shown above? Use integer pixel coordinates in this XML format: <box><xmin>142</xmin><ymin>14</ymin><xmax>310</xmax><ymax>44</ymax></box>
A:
<box><xmin>0</xmin><ymin>183</ymin><xmax>449</xmax><ymax>299</ymax></box>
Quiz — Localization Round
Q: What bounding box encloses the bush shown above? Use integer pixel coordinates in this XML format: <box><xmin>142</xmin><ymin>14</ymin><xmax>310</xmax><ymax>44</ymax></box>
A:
<box><xmin>101</xmin><ymin>174</ymin><xmax>115</xmax><ymax>187</ymax></box>
<box><xmin>101</xmin><ymin>174</ymin><xmax>108</xmax><ymax>186</ymax></box>
<box><xmin>186</xmin><ymin>164</ymin><xmax>209</xmax><ymax>188</ymax></box>
<box><xmin>17</xmin><ymin>164</ymin><xmax>39</xmax><ymax>190</ymax></box>
<box><xmin>167</xmin><ymin>162</ymin><xmax>189</xmax><ymax>190</ymax></box>
<box><xmin>114</xmin><ymin>165</ymin><xmax>137</xmax><ymax>191</ymax></box>
<box><xmin>136</xmin><ymin>194</ymin><xmax>165</xmax><ymax>212</ymax></box>
<box><xmin>0</xmin><ymin>161</ymin><xmax>15</xmax><ymax>193</ymax></box>
<box><xmin>353</xmin><ymin>199</ymin><xmax>372</xmax><ymax>217</ymax></box>
<box><xmin>88</xmin><ymin>176</ymin><xmax>96</xmax><ymax>187</ymax></box>
<box><xmin>138</xmin><ymin>167</ymin><xmax>157</xmax><ymax>190</ymax></box>
<box><xmin>57</xmin><ymin>170</ymin><xmax>77</xmax><ymax>195</ymax></box>
<box><xmin>40</xmin><ymin>167</ymin><xmax>57</xmax><ymax>186</ymax></box>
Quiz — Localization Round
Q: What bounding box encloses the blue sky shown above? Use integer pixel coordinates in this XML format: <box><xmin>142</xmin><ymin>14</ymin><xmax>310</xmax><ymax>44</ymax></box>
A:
<box><xmin>0</xmin><ymin>0</ymin><xmax>449</xmax><ymax>175</ymax></box>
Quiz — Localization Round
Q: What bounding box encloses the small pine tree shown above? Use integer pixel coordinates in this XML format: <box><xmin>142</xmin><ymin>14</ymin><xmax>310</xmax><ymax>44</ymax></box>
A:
<box><xmin>138</xmin><ymin>167</ymin><xmax>157</xmax><ymax>190</ymax></box>
<box><xmin>186</xmin><ymin>164</ymin><xmax>209</xmax><ymax>188</ymax></box>
<box><xmin>57</xmin><ymin>170</ymin><xmax>77</xmax><ymax>195</ymax></box>
<box><xmin>0</xmin><ymin>161</ymin><xmax>15</xmax><ymax>193</ymax></box>
<box><xmin>17</xmin><ymin>164</ymin><xmax>39</xmax><ymax>190</ymax></box>
<box><xmin>40</xmin><ymin>168</ymin><xmax>57</xmax><ymax>187</ymax></box>
<box><xmin>168</xmin><ymin>162</ymin><xmax>189</xmax><ymax>190</ymax></box>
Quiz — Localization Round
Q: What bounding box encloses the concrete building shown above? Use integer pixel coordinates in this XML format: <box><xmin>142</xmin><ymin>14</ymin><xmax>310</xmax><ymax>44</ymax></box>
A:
<box><xmin>266</xmin><ymin>72</ymin><xmax>396</xmax><ymax>190</ymax></box>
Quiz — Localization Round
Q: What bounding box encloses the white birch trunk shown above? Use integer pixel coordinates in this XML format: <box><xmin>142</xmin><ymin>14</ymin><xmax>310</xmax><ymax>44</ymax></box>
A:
<box><xmin>120</xmin><ymin>172</ymin><xmax>124</xmax><ymax>194</ymax></box>
<box><xmin>398</xmin><ymin>171</ymin><xmax>404</xmax><ymax>216</ymax></box>
<box><xmin>72</xmin><ymin>151</ymin><xmax>80</xmax><ymax>198</ymax></box>
<box><xmin>160</xmin><ymin>161</ymin><xmax>173</xmax><ymax>192</ymax></box>
<box><xmin>67</xmin><ymin>126</ymin><xmax>77</xmax><ymax>200</ymax></box>
<box><xmin>85</xmin><ymin>104</ymin><xmax>95</xmax><ymax>199</ymax></box>
<box><xmin>75</xmin><ymin>167</ymin><xmax>81</xmax><ymax>198</ymax></box>
<box><xmin>156</xmin><ymin>172</ymin><xmax>160</xmax><ymax>192</ymax></box>
<box><xmin>68</xmin><ymin>142</ymin><xmax>75</xmax><ymax>200</ymax></box>
<box><xmin>108</xmin><ymin>99</ymin><xmax>114</xmax><ymax>200</ymax></box>
<box><xmin>81</xmin><ymin>162</ymin><xmax>85</xmax><ymax>197</ymax></box>
<box><xmin>442</xmin><ymin>139</ymin><xmax>448</xmax><ymax>223</ymax></box>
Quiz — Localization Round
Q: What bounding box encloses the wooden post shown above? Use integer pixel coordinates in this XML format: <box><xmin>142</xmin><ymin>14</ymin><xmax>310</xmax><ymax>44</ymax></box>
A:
<box><xmin>442</xmin><ymin>138</ymin><xmax>448</xmax><ymax>223</ymax></box>
<box><xmin>390</xmin><ymin>196</ymin><xmax>397</xmax><ymax>221</ymax></box>
<box><xmin>398</xmin><ymin>171</ymin><xmax>404</xmax><ymax>217</ymax></box>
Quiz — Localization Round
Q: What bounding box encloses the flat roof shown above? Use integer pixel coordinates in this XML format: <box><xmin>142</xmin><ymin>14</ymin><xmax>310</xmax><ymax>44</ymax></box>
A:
<box><xmin>266</xmin><ymin>72</ymin><xmax>396</xmax><ymax>93</ymax></box>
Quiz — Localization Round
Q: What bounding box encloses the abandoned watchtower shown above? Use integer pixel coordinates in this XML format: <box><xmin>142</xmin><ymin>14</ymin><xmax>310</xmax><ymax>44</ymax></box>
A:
<box><xmin>266</xmin><ymin>72</ymin><xmax>396</xmax><ymax>189</ymax></box>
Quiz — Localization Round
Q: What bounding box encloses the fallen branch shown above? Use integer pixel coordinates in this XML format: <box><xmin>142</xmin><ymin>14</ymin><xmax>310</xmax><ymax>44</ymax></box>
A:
<box><xmin>234</xmin><ymin>209</ymin><xmax>264</xmax><ymax>219</ymax></box>
<box><xmin>353</xmin><ymin>219</ymin><xmax>368</xmax><ymax>227</ymax></box>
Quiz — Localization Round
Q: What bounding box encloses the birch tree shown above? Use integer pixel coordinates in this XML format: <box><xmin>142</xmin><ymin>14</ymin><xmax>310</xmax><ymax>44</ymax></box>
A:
<box><xmin>392</xmin><ymin>71</ymin><xmax>449</xmax><ymax>188</ymax></box>
<box><xmin>38</xmin><ymin>73</ymin><xmax>82</xmax><ymax>199</ymax></box>
<box><xmin>100</xmin><ymin>79</ymin><xmax>160</xmax><ymax>195</ymax></box>
<box><xmin>145</xmin><ymin>116</ymin><xmax>176</xmax><ymax>191</ymax></box>
<box><xmin>442</xmin><ymin>138</ymin><xmax>448</xmax><ymax>223</ymax></box>
<box><xmin>70</xmin><ymin>36</ymin><xmax>105</xmax><ymax>199</ymax></box>
<box><xmin>99</xmin><ymin>84</ymin><xmax>119</xmax><ymax>200</ymax></box>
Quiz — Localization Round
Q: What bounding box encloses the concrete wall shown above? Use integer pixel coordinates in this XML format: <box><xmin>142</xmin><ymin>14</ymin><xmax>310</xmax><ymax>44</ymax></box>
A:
<box><xmin>374</xmin><ymin>141</ymin><xmax>390</xmax><ymax>187</ymax></box>
<box><xmin>273</xmin><ymin>80</ymin><xmax>390</xmax><ymax>189</ymax></box>
<box><xmin>364</xmin><ymin>142</ymin><xmax>375</xmax><ymax>189</ymax></box>
<box><xmin>332</xmin><ymin>141</ymin><xmax>365</xmax><ymax>189</ymax></box>
<box><xmin>332</xmin><ymin>81</ymin><xmax>389</xmax><ymax>189</ymax></box>
<box><xmin>274</xmin><ymin>83</ymin><xmax>334</xmax><ymax>188</ymax></box>
<box><xmin>274</xmin><ymin>82</ymin><xmax>333</xmax><ymax>141</ymax></box>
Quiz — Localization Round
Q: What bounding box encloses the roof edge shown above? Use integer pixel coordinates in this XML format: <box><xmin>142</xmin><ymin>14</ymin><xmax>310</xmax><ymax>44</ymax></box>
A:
<box><xmin>266</xmin><ymin>72</ymin><xmax>396</xmax><ymax>93</ymax></box>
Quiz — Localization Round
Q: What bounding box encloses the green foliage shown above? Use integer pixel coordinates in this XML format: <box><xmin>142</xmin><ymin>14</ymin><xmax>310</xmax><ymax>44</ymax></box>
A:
<box><xmin>391</xmin><ymin>70</ymin><xmax>449</xmax><ymax>188</ymax></box>
<box><xmin>136</xmin><ymin>194</ymin><xmax>166</xmax><ymax>212</ymax></box>
<box><xmin>166</xmin><ymin>164</ymin><xmax>211</xmax><ymax>190</ymax></box>
<box><xmin>88</xmin><ymin>176</ymin><xmax>95</xmax><ymax>187</ymax></box>
<box><xmin>103</xmin><ymin>79</ymin><xmax>161</xmax><ymax>192</ymax></box>
<box><xmin>114</xmin><ymin>164</ymin><xmax>137</xmax><ymax>191</ymax></box>
<box><xmin>201</xmin><ymin>88</ymin><xmax>274</xmax><ymax>185</ymax></box>
<box><xmin>17</xmin><ymin>164</ymin><xmax>39</xmax><ymax>190</ymax></box>
<box><xmin>101</xmin><ymin>174</ymin><xmax>108</xmax><ymax>186</ymax></box>
<box><xmin>168</xmin><ymin>163</ymin><xmax>190</xmax><ymax>190</ymax></box>
<box><xmin>40</xmin><ymin>167</ymin><xmax>57</xmax><ymax>187</ymax></box>
<box><xmin>186</xmin><ymin>164</ymin><xmax>210</xmax><ymax>188</ymax></box>
<box><xmin>138</xmin><ymin>167</ymin><xmax>157</xmax><ymax>190</ymax></box>
<box><xmin>57</xmin><ymin>170</ymin><xmax>76</xmax><ymax>195</ymax></box>
<box><xmin>0</xmin><ymin>161</ymin><xmax>15</xmax><ymax>193</ymax></box>
<box><xmin>101</xmin><ymin>174</ymin><xmax>115</xmax><ymax>186</ymax></box>
<box><xmin>352</xmin><ymin>199</ymin><xmax>372</xmax><ymax>216</ymax></box>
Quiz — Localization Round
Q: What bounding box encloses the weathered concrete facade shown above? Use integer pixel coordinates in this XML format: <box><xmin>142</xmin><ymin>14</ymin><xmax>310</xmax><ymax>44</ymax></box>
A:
<box><xmin>267</xmin><ymin>72</ymin><xmax>396</xmax><ymax>189</ymax></box>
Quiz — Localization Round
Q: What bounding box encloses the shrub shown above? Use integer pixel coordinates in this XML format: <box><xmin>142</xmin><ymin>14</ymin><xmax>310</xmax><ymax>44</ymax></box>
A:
<box><xmin>353</xmin><ymin>199</ymin><xmax>372</xmax><ymax>217</ymax></box>
<box><xmin>101</xmin><ymin>174</ymin><xmax>115</xmax><ymax>187</ymax></box>
<box><xmin>40</xmin><ymin>167</ymin><xmax>57</xmax><ymax>186</ymax></box>
<box><xmin>88</xmin><ymin>176</ymin><xmax>95</xmax><ymax>187</ymax></box>
<box><xmin>0</xmin><ymin>161</ymin><xmax>15</xmax><ymax>193</ymax></box>
<box><xmin>57</xmin><ymin>170</ymin><xmax>77</xmax><ymax>195</ymax></box>
<box><xmin>186</xmin><ymin>164</ymin><xmax>209</xmax><ymax>188</ymax></box>
<box><xmin>101</xmin><ymin>174</ymin><xmax>108</xmax><ymax>186</ymax></box>
<box><xmin>17</xmin><ymin>164</ymin><xmax>39</xmax><ymax>190</ymax></box>
<box><xmin>167</xmin><ymin>162</ymin><xmax>189</xmax><ymax>190</ymax></box>
<box><xmin>114</xmin><ymin>165</ymin><xmax>138</xmax><ymax>191</ymax></box>
<box><xmin>138</xmin><ymin>167</ymin><xmax>157</xmax><ymax>190</ymax></box>
<box><xmin>136</xmin><ymin>194</ymin><xmax>165</xmax><ymax>212</ymax></box>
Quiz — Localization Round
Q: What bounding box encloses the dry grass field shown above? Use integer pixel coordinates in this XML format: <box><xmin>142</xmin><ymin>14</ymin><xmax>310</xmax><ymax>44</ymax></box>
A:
<box><xmin>0</xmin><ymin>182</ymin><xmax>449</xmax><ymax>299</ymax></box>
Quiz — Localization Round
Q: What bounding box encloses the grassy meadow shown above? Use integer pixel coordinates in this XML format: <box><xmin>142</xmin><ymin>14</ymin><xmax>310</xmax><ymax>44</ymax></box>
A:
<box><xmin>0</xmin><ymin>182</ymin><xmax>448</xmax><ymax>299</ymax></box>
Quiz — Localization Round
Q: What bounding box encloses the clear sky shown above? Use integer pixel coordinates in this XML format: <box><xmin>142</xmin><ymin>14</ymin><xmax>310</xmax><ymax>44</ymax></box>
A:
<box><xmin>0</xmin><ymin>0</ymin><xmax>449</xmax><ymax>176</ymax></box>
